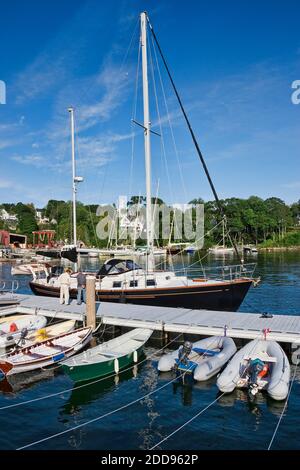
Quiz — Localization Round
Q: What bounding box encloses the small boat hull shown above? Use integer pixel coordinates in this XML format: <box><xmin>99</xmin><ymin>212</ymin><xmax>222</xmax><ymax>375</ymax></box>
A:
<box><xmin>158</xmin><ymin>336</ymin><xmax>237</xmax><ymax>381</ymax></box>
<box><xmin>0</xmin><ymin>326</ymin><xmax>93</xmax><ymax>377</ymax></box>
<box><xmin>62</xmin><ymin>328</ymin><xmax>152</xmax><ymax>382</ymax></box>
<box><xmin>62</xmin><ymin>348</ymin><xmax>143</xmax><ymax>383</ymax></box>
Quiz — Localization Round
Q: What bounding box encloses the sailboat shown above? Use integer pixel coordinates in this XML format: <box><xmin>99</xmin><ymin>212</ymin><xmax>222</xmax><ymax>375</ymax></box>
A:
<box><xmin>29</xmin><ymin>12</ymin><xmax>255</xmax><ymax>311</ymax></box>
<box><xmin>208</xmin><ymin>219</ymin><xmax>235</xmax><ymax>255</ymax></box>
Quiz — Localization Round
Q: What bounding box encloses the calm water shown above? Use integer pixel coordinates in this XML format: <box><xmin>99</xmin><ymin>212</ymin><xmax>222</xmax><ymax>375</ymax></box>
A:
<box><xmin>0</xmin><ymin>252</ymin><xmax>299</xmax><ymax>450</ymax></box>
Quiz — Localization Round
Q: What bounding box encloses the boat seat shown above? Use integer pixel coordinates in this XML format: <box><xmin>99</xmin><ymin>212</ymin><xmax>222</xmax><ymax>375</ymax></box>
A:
<box><xmin>244</xmin><ymin>353</ymin><xmax>277</xmax><ymax>363</ymax></box>
<box><xmin>98</xmin><ymin>351</ymin><xmax>120</xmax><ymax>358</ymax></box>
<box><xmin>192</xmin><ymin>347</ymin><xmax>219</xmax><ymax>357</ymax></box>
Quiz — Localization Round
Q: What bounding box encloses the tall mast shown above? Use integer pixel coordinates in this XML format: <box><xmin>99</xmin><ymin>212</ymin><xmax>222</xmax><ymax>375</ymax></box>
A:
<box><xmin>140</xmin><ymin>11</ymin><xmax>154</xmax><ymax>271</ymax></box>
<box><xmin>68</xmin><ymin>107</ymin><xmax>77</xmax><ymax>247</ymax></box>
<box><xmin>68</xmin><ymin>107</ymin><xmax>83</xmax><ymax>249</ymax></box>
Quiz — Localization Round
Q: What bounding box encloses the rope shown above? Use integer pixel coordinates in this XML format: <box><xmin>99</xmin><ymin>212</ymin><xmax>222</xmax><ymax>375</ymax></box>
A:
<box><xmin>147</xmin><ymin>15</ymin><xmax>242</xmax><ymax>264</ymax></box>
<box><xmin>149</xmin><ymin>329</ymin><xmax>265</xmax><ymax>450</ymax></box>
<box><xmin>16</xmin><ymin>369</ymin><xmax>190</xmax><ymax>450</ymax></box>
<box><xmin>15</xmin><ymin>333</ymin><xmax>224</xmax><ymax>449</ymax></box>
<box><xmin>267</xmin><ymin>362</ymin><xmax>298</xmax><ymax>450</ymax></box>
<box><xmin>0</xmin><ymin>329</ymin><xmax>185</xmax><ymax>411</ymax></box>
<box><xmin>150</xmin><ymin>393</ymin><xmax>226</xmax><ymax>450</ymax></box>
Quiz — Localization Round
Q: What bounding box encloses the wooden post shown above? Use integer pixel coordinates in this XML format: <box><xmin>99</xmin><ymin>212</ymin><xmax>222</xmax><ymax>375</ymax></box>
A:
<box><xmin>86</xmin><ymin>275</ymin><xmax>96</xmax><ymax>330</ymax></box>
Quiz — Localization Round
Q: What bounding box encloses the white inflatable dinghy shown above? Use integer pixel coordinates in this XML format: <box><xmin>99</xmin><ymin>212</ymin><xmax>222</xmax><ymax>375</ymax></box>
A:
<box><xmin>217</xmin><ymin>339</ymin><xmax>290</xmax><ymax>401</ymax></box>
<box><xmin>158</xmin><ymin>336</ymin><xmax>237</xmax><ymax>381</ymax></box>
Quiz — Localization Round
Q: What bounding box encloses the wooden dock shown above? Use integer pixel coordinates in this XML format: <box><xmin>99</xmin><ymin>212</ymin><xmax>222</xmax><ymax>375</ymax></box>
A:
<box><xmin>0</xmin><ymin>294</ymin><xmax>300</xmax><ymax>358</ymax></box>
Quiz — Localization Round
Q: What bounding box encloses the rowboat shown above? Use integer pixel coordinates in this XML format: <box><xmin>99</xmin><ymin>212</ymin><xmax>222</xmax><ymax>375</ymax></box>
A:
<box><xmin>0</xmin><ymin>326</ymin><xmax>93</xmax><ymax>378</ymax></box>
<box><xmin>217</xmin><ymin>339</ymin><xmax>290</xmax><ymax>400</ymax></box>
<box><xmin>0</xmin><ymin>315</ymin><xmax>47</xmax><ymax>349</ymax></box>
<box><xmin>23</xmin><ymin>320</ymin><xmax>76</xmax><ymax>346</ymax></box>
<box><xmin>158</xmin><ymin>336</ymin><xmax>237</xmax><ymax>381</ymax></box>
<box><xmin>62</xmin><ymin>328</ymin><xmax>153</xmax><ymax>382</ymax></box>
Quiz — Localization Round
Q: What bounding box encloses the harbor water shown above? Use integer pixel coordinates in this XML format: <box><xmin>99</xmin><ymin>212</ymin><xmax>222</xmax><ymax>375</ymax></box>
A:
<box><xmin>0</xmin><ymin>252</ymin><xmax>299</xmax><ymax>450</ymax></box>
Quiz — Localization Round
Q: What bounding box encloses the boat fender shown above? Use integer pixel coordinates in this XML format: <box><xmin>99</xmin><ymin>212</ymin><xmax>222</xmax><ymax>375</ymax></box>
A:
<box><xmin>9</xmin><ymin>322</ymin><xmax>18</xmax><ymax>333</ymax></box>
<box><xmin>114</xmin><ymin>358</ymin><xmax>119</xmax><ymax>374</ymax></box>
<box><xmin>133</xmin><ymin>351</ymin><xmax>138</xmax><ymax>363</ymax></box>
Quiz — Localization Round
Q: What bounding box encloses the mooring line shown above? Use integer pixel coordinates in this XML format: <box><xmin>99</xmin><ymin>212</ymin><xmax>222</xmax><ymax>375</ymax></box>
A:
<box><xmin>0</xmin><ymin>329</ymin><xmax>185</xmax><ymax>411</ymax></box>
<box><xmin>150</xmin><ymin>392</ymin><xmax>226</xmax><ymax>450</ymax></box>
<box><xmin>267</xmin><ymin>362</ymin><xmax>298</xmax><ymax>450</ymax></box>
<box><xmin>16</xmin><ymin>370</ymin><xmax>191</xmax><ymax>450</ymax></box>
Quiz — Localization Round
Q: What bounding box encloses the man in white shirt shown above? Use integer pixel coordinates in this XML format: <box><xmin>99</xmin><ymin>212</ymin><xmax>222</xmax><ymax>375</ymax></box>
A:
<box><xmin>58</xmin><ymin>268</ymin><xmax>72</xmax><ymax>305</ymax></box>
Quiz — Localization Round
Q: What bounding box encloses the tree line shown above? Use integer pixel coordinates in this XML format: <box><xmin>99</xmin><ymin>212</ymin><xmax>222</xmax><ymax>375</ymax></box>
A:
<box><xmin>0</xmin><ymin>196</ymin><xmax>299</xmax><ymax>247</ymax></box>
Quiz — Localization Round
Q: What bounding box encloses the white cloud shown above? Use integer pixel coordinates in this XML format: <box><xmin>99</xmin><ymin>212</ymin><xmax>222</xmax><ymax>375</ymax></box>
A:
<box><xmin>11</xmin><ymin>155</ymin><xmax>46</xmax><ymax>167</ymax></box>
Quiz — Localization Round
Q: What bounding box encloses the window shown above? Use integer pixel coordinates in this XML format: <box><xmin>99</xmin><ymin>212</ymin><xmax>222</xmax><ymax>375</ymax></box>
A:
<box><xmin>146</xmin><ymin>279</ymin><xmax>156</xmax><ymax>287</ymax></box>
<box><xmin>129</xmin><ymin>280</ymin><xmax>138</xmax><ymax>287</ymax></box>
<box><xmin>112</xmin><ymin>281</ymin><xmax>122</xmax><ymax>288</ymax></box>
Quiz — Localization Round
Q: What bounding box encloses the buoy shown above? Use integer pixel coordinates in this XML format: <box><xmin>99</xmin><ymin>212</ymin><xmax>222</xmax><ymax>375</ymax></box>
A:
<box><xmin>114</xmin><ymin>358</ymin><xmax>119</xmax><ymax>374</ymax></box>
<box><xmin>133</xmin><ymin>351</ymin><xmax>138</xmax><ymax>363</ymax></box>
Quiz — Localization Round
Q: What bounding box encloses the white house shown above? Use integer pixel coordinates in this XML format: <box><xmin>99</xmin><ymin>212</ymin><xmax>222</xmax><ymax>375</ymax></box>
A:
<box><xmin>35</xmin><ymin>208</ymin><xmax>49</xmax><ymax>224</ymax></box>
<box><xmin>0</xmin><ymin>209</ymin><xmax>18</xmax><ymax>222</ymax></box>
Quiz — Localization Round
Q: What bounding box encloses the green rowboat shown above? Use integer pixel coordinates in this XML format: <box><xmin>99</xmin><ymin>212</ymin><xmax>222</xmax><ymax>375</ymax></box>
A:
<box><xmin>62</xmin><ymin>328</ymin><xmax>153</xmax><ymax>382</ymax></box>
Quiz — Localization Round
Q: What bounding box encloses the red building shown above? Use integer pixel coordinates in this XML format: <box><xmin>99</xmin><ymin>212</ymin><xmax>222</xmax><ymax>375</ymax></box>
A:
<box><xmin>32</xmin><ymin>230</ymin><xmax>56</xmax><ymax>248</ymax></box>
<box><xmin>0</xmin><ymin>230</ymin><xmax>27</xmax><ymax>248</ymax></box>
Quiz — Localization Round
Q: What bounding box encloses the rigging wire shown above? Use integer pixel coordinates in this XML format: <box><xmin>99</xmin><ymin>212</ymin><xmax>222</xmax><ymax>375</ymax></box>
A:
<box><xmin>150</xmin><ymin>32</ymin><xmax>188</xmax><ymax>204</ymax></box>
<box><xmin>267</xmin><ymin>362</ymin><xmax>298</xmax><ymax>450</ymax></box>
<box><xmin>147</xmin><ymin>35</ymin><xmax>186</xmax><ymax>269</ymax></box>
<box><xmin>146</xmin><ymin>14</ymin><xmax>242</xmax><ymax>264</ymax></box>
<box><xmin>128</xmin><ymin>37</ymin><xmax>141</xmax><ymax>200</ymax></box>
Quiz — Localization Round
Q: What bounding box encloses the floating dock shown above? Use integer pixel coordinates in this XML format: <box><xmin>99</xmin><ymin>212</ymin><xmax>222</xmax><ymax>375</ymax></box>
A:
<box><xmin>0</xmin><ymin>293</ymin><xmax>299</xmax><ymax>362</ymax></box>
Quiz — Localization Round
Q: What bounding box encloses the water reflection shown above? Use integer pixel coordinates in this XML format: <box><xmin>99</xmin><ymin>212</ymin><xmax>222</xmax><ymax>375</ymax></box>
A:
<box><xmin>217</xmin><ymin>388</ymin><xmax>286</xmax><ymax>417</ymax></box>
<box><xmin>61</xmin><ymin>366</ymin><xmax>139</xmax><ymax>417</ymax></box>
<box><xmin>0</xmin><ymin>368</ymin><xmax>55</xmax><ymax>394</ymax></box>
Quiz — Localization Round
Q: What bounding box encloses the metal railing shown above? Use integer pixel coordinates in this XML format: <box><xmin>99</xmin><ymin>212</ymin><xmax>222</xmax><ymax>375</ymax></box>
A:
<box><xmin>173</xmin><ymin>263</ymin><xmax>257</xmax><ymax>282</ymax></box>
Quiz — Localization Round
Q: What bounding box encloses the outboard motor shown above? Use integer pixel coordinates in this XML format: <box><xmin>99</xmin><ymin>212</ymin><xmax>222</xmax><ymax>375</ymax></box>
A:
<box><xmin>15</xmin><ymin>327</ymin><xmax>29</xmax><ymax>349</ymax></box>
<box><xmin>178</xmin><ymin>341</ymin><xmax>193</xmax><ymax>366</ymax></box>
<box><xmin>248</xmin><ymin>358</ymin><xmax>265</xmax><ymax>396</ymax></box>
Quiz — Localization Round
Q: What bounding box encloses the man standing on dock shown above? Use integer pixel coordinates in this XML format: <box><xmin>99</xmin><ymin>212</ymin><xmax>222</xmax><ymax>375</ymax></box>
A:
<box><xmin>58</xmin><ymin>268</ymin><xmax>72</xmax><ymax>305</ymax></box>
<box><xmin>76</xmin><ymin>270</ymin><xmax>87</xmax><ymax>305</ymax></box>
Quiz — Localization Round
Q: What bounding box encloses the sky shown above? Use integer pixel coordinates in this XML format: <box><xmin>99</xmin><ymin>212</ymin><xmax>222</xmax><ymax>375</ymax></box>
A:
<box><xmin>0</xmin><ymin>0</ymin><xmax>299</xmax><ymax>207</ymax></box>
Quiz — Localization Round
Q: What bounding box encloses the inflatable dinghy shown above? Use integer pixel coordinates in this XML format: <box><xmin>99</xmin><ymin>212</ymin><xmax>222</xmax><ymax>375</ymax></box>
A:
<box><xmin>217</xmin><ymin>339</ymin><xmax>290</xmax><ymax>401</ymax></box>
<box><xmin>158</xmin><ymin>336</ymin><xmax>237</xmax><ymax>381</ymax></box>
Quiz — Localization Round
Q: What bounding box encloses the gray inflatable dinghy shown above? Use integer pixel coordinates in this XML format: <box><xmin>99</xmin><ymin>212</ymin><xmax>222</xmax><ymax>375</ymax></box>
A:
<box><xmin>217</xmin><ymin>339</ymin><xmax>290</xmax><ymax>401</ymax></box>
<box><xmin>158</xmin><ymin>336</ymin><xmax>237</xmax><ymax>381</ymax></box>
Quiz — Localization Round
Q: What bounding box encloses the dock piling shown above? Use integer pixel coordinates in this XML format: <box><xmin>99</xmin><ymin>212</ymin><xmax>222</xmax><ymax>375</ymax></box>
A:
<box><xmin>86</xmin><ymin>275</ymin><xmax>96</xmax><ymax>330</ymax></box>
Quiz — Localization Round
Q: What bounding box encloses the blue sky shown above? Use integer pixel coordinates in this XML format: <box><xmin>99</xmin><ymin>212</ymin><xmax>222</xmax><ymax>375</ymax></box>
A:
<box><xmin>0</xmin><ymin>0</ymin><xmax>299</xmax><ymax>207</ymax></box>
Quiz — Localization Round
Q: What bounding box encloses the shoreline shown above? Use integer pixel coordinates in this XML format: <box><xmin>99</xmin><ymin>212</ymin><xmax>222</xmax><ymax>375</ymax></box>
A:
<box><xmin>258</xmin><ymin>246</ymin><xmax>300</xmax><ymax>252</ymax></box>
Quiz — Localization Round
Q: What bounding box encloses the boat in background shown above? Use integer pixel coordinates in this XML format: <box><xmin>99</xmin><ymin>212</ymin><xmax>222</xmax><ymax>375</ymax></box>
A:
<box><xmin>62</xmin><ymin>328</ymin><xmax>153</xmax><ymax>382</ymax></box>
<box><xmin>208</xmin><ymin>219</ymin><xmax>235</xmax><ymax>255</ymax></box>
<box><xmin>11</xmin><ymin>263</ymin><xmax>49</xmax><ymax>276</ymax></box>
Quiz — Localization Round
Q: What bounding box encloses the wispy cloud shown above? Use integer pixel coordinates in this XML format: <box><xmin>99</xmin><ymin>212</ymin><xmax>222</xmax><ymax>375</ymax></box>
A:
<box><xmin>281</xmin><ymin>181</ymin><xmax>300</xmax><ymax>189</ymax></box>
<box><xmin>11</xmin><ymin>155</ymin><xmax>46</xmax><ymax>167</ymax></box>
